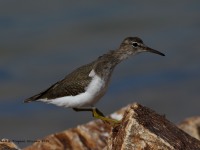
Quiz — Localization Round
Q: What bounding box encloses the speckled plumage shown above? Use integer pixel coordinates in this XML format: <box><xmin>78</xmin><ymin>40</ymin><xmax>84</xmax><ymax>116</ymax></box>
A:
<box><xmin>25</xmin><ymin>62</ymin><xmax>95</xmax><ymax>101</ymax></box>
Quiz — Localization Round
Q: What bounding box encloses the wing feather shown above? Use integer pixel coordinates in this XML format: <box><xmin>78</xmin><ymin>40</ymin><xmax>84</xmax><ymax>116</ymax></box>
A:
<box><xmin>24</xmin><ymin>62</ymin><xmax>94</xmax><ymax>103</ymax></box>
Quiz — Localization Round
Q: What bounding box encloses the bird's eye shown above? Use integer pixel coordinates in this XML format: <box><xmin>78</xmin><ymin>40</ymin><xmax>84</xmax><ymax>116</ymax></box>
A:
<box><xmin>132</xmin><ymin>42</ymin><xmax>138</xmax><ymax>47</ymax></box>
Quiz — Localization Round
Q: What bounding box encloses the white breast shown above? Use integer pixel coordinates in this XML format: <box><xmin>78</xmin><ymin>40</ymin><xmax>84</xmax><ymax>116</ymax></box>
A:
<box><xmin>39</xmin><ymin>69</ymin><xmax>105</xmax><ymax>108</ymax></box>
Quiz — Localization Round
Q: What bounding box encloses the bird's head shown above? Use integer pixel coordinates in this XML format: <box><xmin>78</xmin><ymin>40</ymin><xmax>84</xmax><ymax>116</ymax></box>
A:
<box><xmin>119</xmin><ymin>37</ymin><xmax>165</xmax><ymax>57</ymax></box>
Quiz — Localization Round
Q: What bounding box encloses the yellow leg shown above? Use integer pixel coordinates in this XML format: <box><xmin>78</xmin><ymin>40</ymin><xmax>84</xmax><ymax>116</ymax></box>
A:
<box><xmin>73</xmin><ymin>107</ymin><xmax>121</xmax><ymax>125</ymax></box>
<box><xmin>92</xmin><ymin>108</ymin><xmax>121</xmax><ymax>125</ymax></box>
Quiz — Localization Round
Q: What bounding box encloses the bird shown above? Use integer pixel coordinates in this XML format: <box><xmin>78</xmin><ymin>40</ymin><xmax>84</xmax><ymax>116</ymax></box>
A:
<box><xmin>24</xmin><ymin>37</ymin><xmax>165</xmax><ymax>124</ymax></box>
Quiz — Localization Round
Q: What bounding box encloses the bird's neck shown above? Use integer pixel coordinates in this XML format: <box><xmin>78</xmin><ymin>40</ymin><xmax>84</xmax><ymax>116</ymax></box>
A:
<box><xmin>94</xmin><ymin>48</ymin><xmax>134</xmax><ymax>80</ymax></box>
<box><xmin>113</xmin><ymin>47</ymin><xmax>135</xmax><ymax>62</ymax></box>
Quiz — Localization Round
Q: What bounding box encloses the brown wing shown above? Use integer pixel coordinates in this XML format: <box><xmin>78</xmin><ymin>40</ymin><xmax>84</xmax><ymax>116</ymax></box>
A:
<box><xmin>24</xmin><ymin>62</ymin><xmax>94</xmax><ymax>103</ymax></box>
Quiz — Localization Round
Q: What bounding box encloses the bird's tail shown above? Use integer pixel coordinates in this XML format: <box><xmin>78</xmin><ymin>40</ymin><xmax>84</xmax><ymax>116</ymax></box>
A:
<box><xmin>24</xmin><ymin>93</ymin><xmax>42</xmax><ymax>103</ymax></box>
<box><xmin>24</xmin><ymin>80</ymin><xmax>59</xmax><ymax>103</ymax></box>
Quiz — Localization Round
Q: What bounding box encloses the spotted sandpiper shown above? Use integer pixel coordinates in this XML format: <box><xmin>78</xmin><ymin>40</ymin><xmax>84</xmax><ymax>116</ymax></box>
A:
<box><xmin>24</xmin><ymin>37</ymin><xmax>165</xmax><ymax>124</ymax></box>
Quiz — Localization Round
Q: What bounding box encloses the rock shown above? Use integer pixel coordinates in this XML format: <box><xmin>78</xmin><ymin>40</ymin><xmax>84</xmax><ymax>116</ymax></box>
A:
<box><xmin>5</xmin><ymin>103</ymin><xmax>200</xmax><ymax>150</ymax></box>
<box><xmin>0</xmin><ymin>138</ymin><xmax>19</xmax><ymax>150</ymax></box>
<box><xmin>107</xmin><ymin>103</ymin><xmax>200</xmax><ymax>150</ymax></box>
<box><xmin>24</xmin><ymin>121</ymin><xmax>109</xmax><ymax>150</ymax></box>
<box><xmin>178</xmin><ymin>116</ymin><xmax>200</xmax><ymax>140</ymax></box>
<box><xmin>23</xmin><ymin>106</ymin><xmax>128</xmax><ymax>150</ymax></box>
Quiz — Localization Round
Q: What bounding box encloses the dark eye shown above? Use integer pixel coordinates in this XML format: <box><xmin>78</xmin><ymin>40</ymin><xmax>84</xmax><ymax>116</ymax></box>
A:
<box><xmin>132</xmin><ymin>42</ymin><xmax>138</xmax><ymax>47</ymax></box>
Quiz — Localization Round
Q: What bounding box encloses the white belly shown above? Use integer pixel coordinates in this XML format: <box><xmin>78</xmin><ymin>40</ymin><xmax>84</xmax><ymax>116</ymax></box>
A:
<box><xmin>39</xmin><ymin>70</ymin><xmax>106</xmax><ymax>108</ymax></box>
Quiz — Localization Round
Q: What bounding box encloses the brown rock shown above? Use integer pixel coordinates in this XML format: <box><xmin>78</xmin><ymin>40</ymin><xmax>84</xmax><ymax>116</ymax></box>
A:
<box><xmin>107</xmin><ymin>103</ymin><xmax>200</xmax><ymax>150</ymax></box>
<box><xmin>18</xmin><ymin>103</ymin><xmax>200</xmax><ymax>150</ymax></box>
<box><xmin>24</xmin><ymin>106</ymin><xmax>127</xmax><ymax>150</ymax></box>
<box><xmin>0</xmin><ymin>139</ymin><xmax>19</xmax><ymax>150</ymax></box>
<box><xmin>178</xmin><ymin>116</ymin><xmax>200</xmax><ymax>140</ymax></box>
<box><xmin>24</xmin><ymin>121</ymin><xmax>110</xmax><ymax>150</ymax></box>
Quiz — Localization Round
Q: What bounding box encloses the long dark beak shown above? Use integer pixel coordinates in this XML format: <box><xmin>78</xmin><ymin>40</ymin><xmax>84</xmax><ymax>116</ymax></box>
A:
<box><xmin>145</xmin><ymin>47</ymin><xmax>165</xmax><ymax>56</ymax></box>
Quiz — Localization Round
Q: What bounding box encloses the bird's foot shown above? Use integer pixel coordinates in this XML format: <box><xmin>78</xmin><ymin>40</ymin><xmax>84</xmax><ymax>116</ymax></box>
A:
<box><xmin>73</xmin><ymin>107</ymin><xmax>121</xmax><ymax>126</ymax></box>
<box><xmin>92</xmin><ymin>108</ymin><xmax>121</xmax><ymax>126</ymax></box>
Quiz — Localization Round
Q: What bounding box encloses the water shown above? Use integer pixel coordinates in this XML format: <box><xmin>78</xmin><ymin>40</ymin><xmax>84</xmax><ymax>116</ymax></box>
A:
<box><xmin>0</xmin><ymin>0</ymin><xmax>200</xmax><ymax>148</ymax></box>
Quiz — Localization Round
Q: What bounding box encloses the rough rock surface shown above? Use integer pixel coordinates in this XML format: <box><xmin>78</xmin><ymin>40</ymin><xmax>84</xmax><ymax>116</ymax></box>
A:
<box><xmin>23</xmin><ymin>106</ymin><xmax>126</xmax><ymax>150</ymax></box>
<box><xmin>0</xmin><ymin>138</ymin><xmax>19</xmax><ymax>150</ymax></box>
<box><xmin>178</xmin><ymin>116</ymin><xmax>200</xmax><ymax>140</ymax></box>
<box><xmin>107</xmin><ymin>103</ymin><xmax>200</xmax><ymax>150</ymax></box>
<box><xmin>2</xmin><ymin>103</ymin><xmax>200</xmax><ymax>150</ymax></box>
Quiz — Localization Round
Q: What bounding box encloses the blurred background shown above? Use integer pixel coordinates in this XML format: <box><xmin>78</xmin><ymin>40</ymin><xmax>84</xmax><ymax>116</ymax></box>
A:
<box><xmin>0</xmin><ymin>0</ymin><xmax>200</xmax><ymax>148</ymax></box>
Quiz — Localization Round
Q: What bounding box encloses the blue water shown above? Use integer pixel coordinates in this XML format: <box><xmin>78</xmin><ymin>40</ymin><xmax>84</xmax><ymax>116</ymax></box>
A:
<box><xmin>0</xmin><ymin>0</ymin><xmax>200</xmax><ymax>148</ymax></box>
